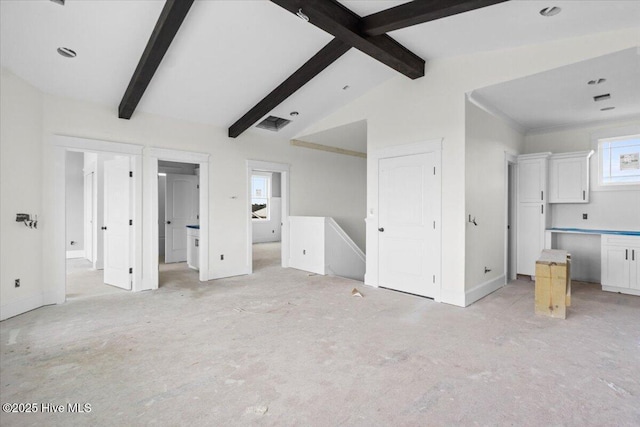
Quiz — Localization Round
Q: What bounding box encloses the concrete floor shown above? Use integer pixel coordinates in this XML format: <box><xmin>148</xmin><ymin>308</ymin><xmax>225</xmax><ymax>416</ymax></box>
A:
<box><xmin>1</xmin><ymin>242</ymin><xmax>639</xmax><ymax>426</ymax></box>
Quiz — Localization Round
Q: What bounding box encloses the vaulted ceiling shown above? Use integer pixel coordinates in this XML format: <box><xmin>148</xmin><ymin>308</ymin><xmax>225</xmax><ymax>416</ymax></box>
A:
<box><xmin>1</xmin><ymin>1</ymin><xmax>639</xmax><ymax>140</ymax></box>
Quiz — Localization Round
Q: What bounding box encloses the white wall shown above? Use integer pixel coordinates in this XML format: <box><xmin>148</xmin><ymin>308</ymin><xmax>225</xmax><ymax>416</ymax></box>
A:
<box><xmin>0</xmin><ymin>70</ymin><xmax>365</xmax><ymax>308</ymax></box>
<box><xmin>158</xmin><ymin>175</ymin><xmax>166</xmax><ymax>257</ymax></box>
<box><xmin>465</xmin><ymin>101</ymin><xmax>524</xmax><ymax>296</ymax></box>
<box><xmin>524</xmin><ymin>118</ymin><xmax>640</xmax><ymax>282</ymax></box>
<box><xmin>296</xmin><ymin>28</ymin><xmax>637</xmax><ymax>306</ymax></box>
<box><xmin>252</xmin><ymin>197</ymin><xmax>282</xmax><ymax>243</ymax></box>
<box><xmin>65</xmin><ymin>151</ymin><xmax>84</xmax><ymax>253</ymax></box>
<box><xmin>0</xmin><ymin>68</ymin><xmax>44</xmax><ymax>320</ymax></box>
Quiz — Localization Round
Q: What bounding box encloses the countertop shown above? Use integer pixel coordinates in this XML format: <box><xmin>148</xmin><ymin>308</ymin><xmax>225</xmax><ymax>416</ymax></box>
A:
<box><xmin>546</xmin><ymin>227</ymin><xmax>640</xmax><ymax>236</ymax></box>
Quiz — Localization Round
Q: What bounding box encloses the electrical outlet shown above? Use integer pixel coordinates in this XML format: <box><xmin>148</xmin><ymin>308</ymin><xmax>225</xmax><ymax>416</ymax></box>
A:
<box><xmin>583</xmin><ymin>213</ymin><xmax>588</xmax><ymax>220</ymax></box>
<box><xmin>220</xmin><ymin>254</ymin><xmax>224</xmax><ymax>261</ymax></box>
<box><xmin>15</xmin><ymin>279</ymin><xmax>20</xmax><ymax>288</ymax></box>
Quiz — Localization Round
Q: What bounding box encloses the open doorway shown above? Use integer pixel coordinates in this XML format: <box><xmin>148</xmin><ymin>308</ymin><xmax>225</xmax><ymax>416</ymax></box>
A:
<box><xmin>505</xmin><ymin>153</ymin><xmax>518</xmax><ymax>283</ymax></box>
<box><xmin>65</xmin><ymin>150</ymin><xmax>132</xmax><ymax>300</ymax></box>
<box><xmin>251</xmin><ymin>171</ymin><xmax>282</xmax><ymax>272</ymax></box>
<box><xmin>246</xmin><ymin>160</ymin><xmax>290</xmax><ymax>274</ymax></box>
<box><xmin>158</xmin><ymin>160</ymin><xmax>200</xmax><ymax>288</ymax></box>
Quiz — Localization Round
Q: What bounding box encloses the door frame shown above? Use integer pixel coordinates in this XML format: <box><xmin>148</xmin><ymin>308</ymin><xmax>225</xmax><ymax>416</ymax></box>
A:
<box><xmin>369</xmin><ymin>139</ymin><xmax>443</xmax><ymax>300</ymax></box>
<box><xmin>50</xmin><ymin>135</ymin><xmax>143</xmax><ymax>305</ymax></box>
<box><xmin>504</xmin><ymin>152</ymin><xmax>518</xmax><ymax>283</ymax></box>
<box><xmin>246</xmin><ymin>160</ymin><xmax>290</xmax><ymax>273</ymax></box>
<box><xmin>146</xmin><ymin>148</ymin><xmax>210</xmax><ymax>288</ymax></box>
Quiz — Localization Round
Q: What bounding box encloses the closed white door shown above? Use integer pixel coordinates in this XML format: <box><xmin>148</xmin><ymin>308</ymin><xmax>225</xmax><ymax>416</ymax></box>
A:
<box><xmin>378</xmin><ymin>152</ymin><xmax>440</xmax><ymax>298</ymax></box>
<box><xmin>165</xmin><ymin>174</ymin><xmax>198</xmax><ymax>263</ymax></box>
<box><xmin>84</xmin><ymin>172</ymin><xmax>94</xmax><ymax>263</ymax></box>
<box><xmin>103</xmin><ymin>157</ymin><xmax>131</xmax><ymax>290</ymax></box>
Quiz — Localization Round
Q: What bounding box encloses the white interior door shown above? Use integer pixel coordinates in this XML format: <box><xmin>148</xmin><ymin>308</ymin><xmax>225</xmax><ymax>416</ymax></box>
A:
<box><xmin>103</xmin><ymin>157</ymin><xmax>132</xmax><ymax>289</ymax></box>
<box><xmin>378</xmin><ymin>152</ymin><xmax>440</xmax><ymax>298</ymax></box>
<box><xmin>84</xmin><ymin>172</ymin><xmax>94</xmax><ymax>263</ymax></box>
<box><xmin>165</xmin><ymin>174</ymin><xmax>198</xmax><ymax>263</ymax></box>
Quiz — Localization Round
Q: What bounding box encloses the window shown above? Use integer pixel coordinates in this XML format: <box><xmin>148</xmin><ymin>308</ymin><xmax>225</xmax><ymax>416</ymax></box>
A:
<box><xmin>598</xmin><ymin>134</ymin><xmax>640</xmax><ymax>186</ymax></box>
<box><xmin>251</xmin><ymin>173</ymin><xmax>271</xmax><ymax>220</ymax></box>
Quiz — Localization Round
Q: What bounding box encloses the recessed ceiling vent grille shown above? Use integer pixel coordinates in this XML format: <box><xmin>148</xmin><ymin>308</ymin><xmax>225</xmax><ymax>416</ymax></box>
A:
<box><xmin>256</xmin><ymin>115</ymin><xmax>291</xmax><ymax>132</ymax></box>
<box><xmin>593</xmin><ymin>93</ymin><xmax>611</xmax><ymax>102</ymax></box>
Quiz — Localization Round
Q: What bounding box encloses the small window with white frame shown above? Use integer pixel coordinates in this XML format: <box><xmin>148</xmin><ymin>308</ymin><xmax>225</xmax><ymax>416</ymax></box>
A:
<box><xmin>598</xmin><ymin>134</ymin><xmax>640</xmax><ymax>187</ymax></box>
<box><xmin>251</xmin><ymin>172</ymin><xmax>271</xmax><ymax>220</ymax></box>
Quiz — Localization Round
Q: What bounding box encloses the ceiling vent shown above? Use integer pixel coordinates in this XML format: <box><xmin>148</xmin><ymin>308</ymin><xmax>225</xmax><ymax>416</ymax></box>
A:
<box><xmin>256</xmin><ymin>115</ymin><xmax>291</xmax><ymax>132</ymax></box>
<box><xmin>593</xmin><ymin>93</ymin><xmax>611</xmax><ymax>102</ymax></box>
<box><xmin>50</xmin><ymin>0</ymin><xmax>65</xmax><ymax>5</ymax></box>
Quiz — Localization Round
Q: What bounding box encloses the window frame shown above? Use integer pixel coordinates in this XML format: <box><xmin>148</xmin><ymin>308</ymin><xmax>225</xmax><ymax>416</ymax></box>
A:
<box><xmin>591</xmin><ymin>125</ymin><xmax>640</xmax><ymax>192</ymax></box>
<box><xmin>251</xmin><ymin>172</ymin><xmax>272</xmax><ymax>221</ymax></box>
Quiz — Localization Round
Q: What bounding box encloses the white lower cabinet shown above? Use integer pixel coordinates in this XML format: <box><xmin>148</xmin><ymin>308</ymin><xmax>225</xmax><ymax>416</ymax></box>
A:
<box><xmin>601</xmin><ymin>235</ymin><xmax>640</xmax><ymax>296</ymax></box>
<box><xmin>187</xmin><ymin>227</ymin><xmax>199</xmax><ymax>270</ymax></box>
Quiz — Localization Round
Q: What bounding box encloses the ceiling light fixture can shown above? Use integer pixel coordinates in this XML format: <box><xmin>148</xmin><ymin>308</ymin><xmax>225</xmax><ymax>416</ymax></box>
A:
<box><xmin>539</xmin><ymin>6</ymin><xmax>561</xmax><ymax>17</ymax></box>
<box><xmin>50</xmin><ymin>0</ymin><xmax>65</xmax><ymax>5</ymax></box>
<box><xmin>57</xmin><ymin>47</ymin><xmax>76</xmax><ymax>58</ymax></box>
<box><xmin>290</xmin><ymin>111</ymin><xmax>299</xmax><ymax>116</ymax></box>
<box><xmin>601</xmin><ymin>107</ymin><xmax>615</xmax><ymax>111</ymax></box>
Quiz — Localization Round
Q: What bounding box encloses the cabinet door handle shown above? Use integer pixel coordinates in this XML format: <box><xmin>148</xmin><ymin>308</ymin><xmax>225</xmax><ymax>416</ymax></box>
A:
<box><xmin>626</xmin><ymin>249</ymin><xmax>628</xmax><ymax>260</ymax></box>
<box><xmin>583</xmin><ymin>190</ymin><xmax>585</xmax><ymax>200</ymax></box>
<box><xmin>541</xmin><ymin>191</ymin><xmax>544</xmax><ymax>201</ymax></box>
<box><xmin>633</xmin><ymin>249</ymin><xmax>635</xmax><ymax>261</ymax></box>
<box><xmin>195</xmin><ymin>239</ymin><xmax>199</xmax><ymax>248</ymax></box>
<box><xmin>541</xmin><ymin>205</ymin><xmax>544</xmax><ymax>214</ymax></box>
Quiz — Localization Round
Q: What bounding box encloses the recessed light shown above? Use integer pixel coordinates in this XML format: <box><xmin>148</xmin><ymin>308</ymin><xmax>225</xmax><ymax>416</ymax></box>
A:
<box><xmin>290</xmin><ymin>111</ymin><xmax>299</xmax><ymax>117</ymax></box>
<box><xmin>539</xmin><ymin>7</ymin><xmax>561</xmax><ymax>17</ymax></box>
<box><xmin>600</xmin><ymin>107</ymin><xmax>615</xmax><ymax>111</ymax></box>
<box><xmin>57</xmin><ymin>47</ymin><xmax>76</xmax><ymax>58</ymax></box>
<box><xmin>588</xmin><ymin>78</ymin><xmax>607</xmax><ymax>85</ymax></box>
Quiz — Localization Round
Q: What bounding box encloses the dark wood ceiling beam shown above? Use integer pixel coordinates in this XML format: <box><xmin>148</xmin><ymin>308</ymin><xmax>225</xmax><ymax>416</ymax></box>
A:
<box><xmin>119</xmin><ymin>0</ymin><xmax>194</xmax><ymax>120</ymax></box>
<box><xmin>361</xmin><ymin>0</ymin><xmax>510</xmax><ymax>36</ymax></box>
<box><xmin>270</xmin><ymin>0</ymin><xmax>425</xmax><ymax>79</ymax></box>
<box><xmin>228</xmin><ymin>39</ymin><xmax>350</xmax><ymax>139</ymax></box>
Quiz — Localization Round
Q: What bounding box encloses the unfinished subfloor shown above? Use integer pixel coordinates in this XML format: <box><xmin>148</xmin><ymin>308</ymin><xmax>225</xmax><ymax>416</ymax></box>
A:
<box><xmin>2</xmin><ymin>242</ymin><xmax>639</xmax><ymax>426</ymax></box>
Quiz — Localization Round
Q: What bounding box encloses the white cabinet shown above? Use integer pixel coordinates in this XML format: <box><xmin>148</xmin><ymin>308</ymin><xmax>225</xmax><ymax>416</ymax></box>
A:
<box><xmin>516</xmin><ymin>153</ymin><xmax>551</xmax><ymax>276</ymax></box>
<box><xmin>187</xmin><ymin>227</ymin><xmax>199</xmax><ymax>270</ymax></box>
<box><xmin>548</xmin><ymin>151</ymin><xmax>593</xmax><ymax>203</ymax></box>
<box><xmin>601</xmin><ymin>235</ymin><xmax>640</xmax><ymax>296</ymax></box>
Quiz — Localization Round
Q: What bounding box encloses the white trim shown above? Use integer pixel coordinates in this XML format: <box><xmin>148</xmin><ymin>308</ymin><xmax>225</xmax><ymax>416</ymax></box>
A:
<box><xmin>602</xmin><ymin>285</ymin><xmax>640</xmax><ymax>297</ymax></box>
<box><xmin>146</xmin><ymin>147</ymin><xmax>209</xmax><ymax>164</ymax></box>
<box><xmin>145</xmin><ymin>147</ymin><xmax>211</xmax><ymax>287</ymax></box>
<box><xmin>47</xmin><ymin>135</ymin><xmax>144</xmax><ymax>308</ymax></box>
<box><xmin>465</xmin><ymin>275</ymin><xmax>506</xmax><ymax>306</ymax></box>
<box><xmin>246</xmin><ymin>160</ymin><xmax>291</xmax><ymax>273</ymax></box>
<box><xmin>504</xmin><ymin>152</ymin><xmax>518</xmax><ymax>283</ymax></box>
<box><xmin>66</xmin><ymin>250</ymin><xmax>85</xmax><ymax>259</ymax></box>
<box><xmin>52</xmin><ymin>134</ymin><xmax>143</xmax><ymax>155</ymax></box>
<box><xmin>369</xmin><ymin>139</ymin><xmax>442</xmax><ymax>302</ymax></box>
<box><xmin>0</xmin><ymin>292</ymin><xmax>44</xmax><ymax>321</ymax></box>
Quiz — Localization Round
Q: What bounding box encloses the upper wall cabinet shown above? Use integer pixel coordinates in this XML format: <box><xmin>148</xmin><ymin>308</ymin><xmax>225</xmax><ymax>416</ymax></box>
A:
<box><xmin>548</xmin><ymin>151</ymin><xmax>594</xmax><ymax>204</ymax></box>
<box><xmin>518</xmin><ymin>153</ymin><xmax>551</xmax><ymax>203</ymax></box>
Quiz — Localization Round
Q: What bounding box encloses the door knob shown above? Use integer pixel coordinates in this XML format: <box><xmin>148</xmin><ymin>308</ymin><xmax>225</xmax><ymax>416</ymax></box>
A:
<box><xmin>378</xmin><ymin>227</ymin><xmax>384</xmax><ymax>232</ymax></box>
<box><xmin>166</xmin><ymin>221</ymin><xmax>171</xmax><ymax>224</ymax></box>
<box><xmin>101</xmin><ymin>226</ymin><xmax>107</xmax><ymax>230</ymax></box>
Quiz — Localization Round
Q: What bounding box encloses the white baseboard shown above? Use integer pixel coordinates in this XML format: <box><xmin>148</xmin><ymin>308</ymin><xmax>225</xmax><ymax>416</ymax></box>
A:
<box><xmin>440</xmin><ymin>288</ymin><xmax>466</xmax><ymax>307</ymax></box>
<box><xmin>1</xmin><ymin>292</ymin><xmax>44</xmax><ymax>321</ymax></box>
<box><xmin>207</xmin><ymin>266</ymin><xmax>249</xmax><ymax>281</ymax></box>
<box><xmin>602</xmin><ymin>285</ymin><xmax>640</xmax><ymax>297</ymax></box>
<box><xmin>465</xmin><ymin>275</ymin><xmax>506</xmax><ymax>306</ymax></box>
<box><xmin>66</xmin><ymin>250</ymin><xmax>85</xmax><ymax>259</ymax></box>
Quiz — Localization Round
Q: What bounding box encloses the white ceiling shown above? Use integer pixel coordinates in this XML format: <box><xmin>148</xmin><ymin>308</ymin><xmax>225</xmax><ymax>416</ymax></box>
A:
<box><xmin>470</xmin><ymin>47</ymin><xmax>640</xmax><ymax>132</ymax></box>
<box><xmin>297</xmin><ymin>120</ymin><xmax>367</xmax><ymax>153</ymax></box>
<box><xmin>1</xmin><ymin>0</ymin><xmax>639</xmax><ymax>141</ymax></box>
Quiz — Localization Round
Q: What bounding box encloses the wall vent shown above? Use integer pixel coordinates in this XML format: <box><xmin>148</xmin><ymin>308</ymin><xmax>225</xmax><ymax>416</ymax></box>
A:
<box><xmin>593</xmin><ymin>93</ymin><xmax>611</xmax><ymax>102</ymax></box>
<box><xmin>256</xmin><ymin>116</ymin><xmax>291</xmax><ymax>132</ymax></box>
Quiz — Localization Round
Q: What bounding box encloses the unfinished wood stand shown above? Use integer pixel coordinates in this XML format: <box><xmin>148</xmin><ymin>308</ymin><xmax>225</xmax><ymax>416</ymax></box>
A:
<box><xmin>535</xmin><ymin>249</ymin><xmax>571</xmax><ymax>319</ymax></box>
